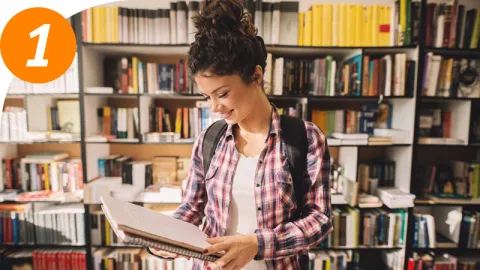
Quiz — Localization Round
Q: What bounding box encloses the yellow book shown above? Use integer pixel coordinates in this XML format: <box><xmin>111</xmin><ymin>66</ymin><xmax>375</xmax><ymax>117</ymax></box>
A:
<box><xmin>47</xmin><ymin>107</ymin><xmax>52</xmax><ymax>131</ymax></box>
<box><xmin>93</xmin><ymin>7</ymin><xmax>101</xmax><ymax>43</ymax></box>
<box><xmin>354</xmin><ymin>5</ymin><xmax>363</xmax><ymax>46</ymax></box>
<box><xmin>384</xmin><ymin>6</ymin><xmax>392</xmax><ymax>46</ymax></box>
<box><xmin>112</xmin><ymin>7</ymin><xmax>117</xmax><ymax>43</ymax></box>
<box><xmin>364</xmin><ymin>6</ymin><xmax>372</xmax><ymax>46</ymax></box>
<box><xmin>332</xmin><ymin>4</ymin><xmax>339</xmax><ymax>46</ymax></box>
<box><xmin>346</xmin><ymin>5</ymin><xmax>355</xmax><ymax>46</ymax></box>
<box><xmin>339</xmin><ymin>4</ymin><xmax>346</xmax><ymax>46</ymax></box>
<box><xmin>378</xmin><ymin>6</ymin><xmax>384</xmax><ymax>46</ymax></box>
<box><xmin>304</xmin><ymin>9</ymin><xmax>312</xmax><ymax>46</ymax></box>
<box><xmin>312</xmin><ymin>4</ymin><xmax>322</xmax><ymax>46</ymax></box>
<box><xmin>44</xmin><ymin>163</ymin><xmax>50</xmax><ymax>191</ymax></box>
<box><xmin>132</xmin><ymin>56</ymin><xmax>138</xmax><ymax>93</ymax></box>
<box><xmin>325</xmin><ymin>4</ymin><xmax>333</xmax><ymax>46</ymax></box>
<box><xmin>372</xmin><ymin>5</ymin><xmax>379</xmax><ymax>46</ymax></box>
<box><xmin>105</xmin><ymin>218</ymin><xmax>111</xmax><ymax>245</ymax></box>
<box><xmin>470</xmin><ymin>9</ymin><xmax>480</xmax><ymax>48</ymax></box>
<box><xmin>298</xmin><ymin>12</ymin><xmax>304</xmax><ymax>46</ymax></box>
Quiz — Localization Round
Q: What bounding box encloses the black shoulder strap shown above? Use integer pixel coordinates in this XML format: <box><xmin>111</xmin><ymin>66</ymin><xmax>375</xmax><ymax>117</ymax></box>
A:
<box><xmin>202</xmin><ymin>119</ymin><xmax>228</xmax><ymax>177</ymax></box>
<box><xmin>280</xmin><ymin>115</ymin><xmax>310</xmax><ymax>219</ymax></box>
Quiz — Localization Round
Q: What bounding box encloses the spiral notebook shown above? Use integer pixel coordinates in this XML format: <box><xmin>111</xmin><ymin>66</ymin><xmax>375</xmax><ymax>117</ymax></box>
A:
<box><xmin>100</xmin><ymin>194</ymin><xmax>221</xmax><ymax>262</ymax></box>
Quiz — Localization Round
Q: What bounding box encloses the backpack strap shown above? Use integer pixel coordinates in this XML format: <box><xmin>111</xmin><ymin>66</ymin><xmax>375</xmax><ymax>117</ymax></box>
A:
<box><xmin>279</xmin><ymin>115</ymin><xmax>310</xmax><ymax>220</ymax></box>
<box><xmin>202</xmin><ymin>119</ymin><xmax>228</xmax><ymax>177</ymax></box>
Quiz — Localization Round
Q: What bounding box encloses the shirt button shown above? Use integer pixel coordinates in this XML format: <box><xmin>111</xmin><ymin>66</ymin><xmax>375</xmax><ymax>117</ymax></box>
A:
<box><xmin>257</xmin><ymin>206</ymin><xmax>261</xmax><ymax>211</ymax></box>
<box><xmin>259</xmin><ymin>160</ymin><xmax>263</xmax><ymax>164</ymax></box>
<box><xmin>256</xmin><ymin>183</ymin><xmax>260</xmax><ymax>187</ymax></box>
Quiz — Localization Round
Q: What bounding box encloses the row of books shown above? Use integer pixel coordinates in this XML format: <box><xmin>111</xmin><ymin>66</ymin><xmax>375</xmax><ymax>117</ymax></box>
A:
<box><xmin>0</xmin><ymin>203</ymin><xmax>35</xmax><ymax>245</ymax></box>
<box><xmin>459</xmin><ymin>210</ymin><xmax>480</xmax><ymax>249</ymax></box>
<box><xmin>93</xmin><ymin>248</ymin><xmax>192</xmax><ymax>270</ymax></box>
<box><xmin>33</xmin><ymin>203</ymin><xmax>86</xmax><ymax>245</ymax></box>
<box><xmin>97</xmin><ymin>106</ymin><xmax>140</xmax><ymax>140</ymax></box>
<box><xmin>99</xmin><ymin>56</ymin><xmax>198</xmax><ymax>95</ymax></box>
<box><xmin>415</xmin><ymin>161</ymin><xmax>480</xmax><ymax>200</ymax></box>
<box><xmin>307</xmin><ymin>250</ymin><xmax>352</xmax><ymax>270</ymax></box>
<box><xmin>7</xmin><ymin>55</ymin><xmax>79</xmax><ymax>95</ymax></box>
<box><xmin>312</xmin><ymin>103</ymin><xmax>393</xmax><ymax>137</ymax></box>
<box><xmin>408</xmin><ymin>252</ymin><xmax>480</xmax><ymax>270</ymax></box>
<box><xmin>425</xmin><ymin>3</ymin><xmax>480</xmax><ymax>49</ymax></box>
<box><xmin>317</xmin><ymin>207</ymin><xmax>407</xmax><ymax>248</ymax></box>
<box><xmin>0</xmin><ymin>108</ymin><xmax>28</xmax><ymax>142</ymax></box>
<box><xmin>82</xmin><ymin>2</ymin><xmax>199</xmax><ymax>45</ymax></box>
<box><xmin>1</xmin><ymin>152</ymin><xmax>83</xmax><ymax>195</ymax></box>
<box><xmin>0</xmin><ymin>248</ymin><xmax>87</xmax><ymax>270</ymax></box>
<box><xmin>0</xmin><ymin>203</ymin><xmax>85</xmax><ymax>246</ymax></box>
<box><xmin>358</xmin><ymin>160</ymin><xmax>397</xmax><ymax>192</ymax></box>
<box><xmin>412</xmin><ymin>213</ymin><xmax>436</xmax><ymax>248</ymax></box>
<box><xmin>296</xmin><ymin>1</ymin><xmax>420</xmax><ymax>47</ymax></box>
<box><xmin>421</xmin><ymin>56</ymin><xmax>479</xmax><ymax>98</ymax></box>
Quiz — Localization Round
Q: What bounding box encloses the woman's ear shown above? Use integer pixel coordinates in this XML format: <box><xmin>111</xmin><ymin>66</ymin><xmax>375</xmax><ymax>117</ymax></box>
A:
<box><xmin>253</xmin><ymin>65</ymin><xmax>264</xmax><ymax>86</ymax></box>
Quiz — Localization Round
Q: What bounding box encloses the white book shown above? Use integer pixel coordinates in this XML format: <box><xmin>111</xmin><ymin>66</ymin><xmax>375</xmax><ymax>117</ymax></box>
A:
<box><xmin>273</xmin><ymin>57</ymin><xmax>283</xmax><ymax>95</ymax></box>
<box><xmin>427</xmin><ymin>55</ymin><xmax>442</xmax><ymax>96</ymax></box>
<box><xmin>170</xmin><ymin>3</ymin><xmax>177</xmax><ymax>44</ymax></box>
<box><xmin>271</xmin><ymin>3</ymin><xmax>280</xmax><ymax>45</ymax></box>
<box><xmin>176</xmin><ymin>2</ymin><xmax>188</xmax><ymax>44</ymax></box>
<box><xmin>435</xmin><ymin>13</ymin><xmax>444</xmax><ymax>48</ymax></box>
<box><xmin>383</xmin><ymin>55</ymin><xmax>392</xmax><ymax>96</ymax></box>
<box><xmin>264</xmin><ymin>53</ymin><xmax>273</xmax><ymax>95</ymax></box>
<box><xmin>330</xmin><ymin>61</ymin><xmax>336</xmax><ymax>96</ymax></box>
<box><xmin>100</xmin><ymin>194</ymin><xmax>221</xmax><ymax>262</ymax></box>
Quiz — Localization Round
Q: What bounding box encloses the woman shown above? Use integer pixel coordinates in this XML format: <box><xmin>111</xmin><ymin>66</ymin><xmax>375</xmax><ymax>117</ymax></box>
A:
<box><xmin>150</xmin><ymin>0</ymin><xmax>333</xmax><ymax>269</ymax></box>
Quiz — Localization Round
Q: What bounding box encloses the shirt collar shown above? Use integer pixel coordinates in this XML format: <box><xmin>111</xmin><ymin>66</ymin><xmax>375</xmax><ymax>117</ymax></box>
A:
<box><xmin>224</xmin><ymin>103</ymin><xmax>280</xmax><ymax>142</ymax></box>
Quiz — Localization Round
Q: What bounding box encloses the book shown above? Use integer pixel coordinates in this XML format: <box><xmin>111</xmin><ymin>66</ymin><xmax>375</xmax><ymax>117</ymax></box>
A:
<box><xmin>100</xmin><ymin>194</ymin><xmax>221</xmax><ymax>262</ymax></box>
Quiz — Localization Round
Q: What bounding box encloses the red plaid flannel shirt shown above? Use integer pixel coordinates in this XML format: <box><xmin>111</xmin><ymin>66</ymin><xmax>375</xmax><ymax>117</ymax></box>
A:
<box><xmin>173</xmin><ymin>106</ymin><xmax>333</xmax><ymax>269</ymax></box>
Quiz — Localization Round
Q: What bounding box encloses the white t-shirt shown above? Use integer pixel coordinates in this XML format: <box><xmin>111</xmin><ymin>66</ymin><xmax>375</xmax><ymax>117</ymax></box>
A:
<box><xmin>225</xmin><ymin>154</ymin><xmax>267</xmax><ymax>270</ymax></box>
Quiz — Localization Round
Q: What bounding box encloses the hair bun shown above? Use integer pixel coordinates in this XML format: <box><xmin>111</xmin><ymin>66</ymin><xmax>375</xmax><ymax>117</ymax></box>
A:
<box><xmin>195</xmin><ymin>0</ymin><xmax>256</xmax><ymax>36</ymax></box>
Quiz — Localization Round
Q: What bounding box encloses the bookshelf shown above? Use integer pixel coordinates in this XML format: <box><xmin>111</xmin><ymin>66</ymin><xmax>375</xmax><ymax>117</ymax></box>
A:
<box><xmin>1</xmin><ymin>0</ymin><xmax>479</xmax><ymax>269</ymax></box>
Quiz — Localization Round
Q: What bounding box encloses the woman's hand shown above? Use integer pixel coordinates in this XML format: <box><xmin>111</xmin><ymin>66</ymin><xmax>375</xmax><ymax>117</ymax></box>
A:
<box><xmin>204</xmin><ymin>234</ymin><xmax>259</xmax><ymax>270</ymax></box>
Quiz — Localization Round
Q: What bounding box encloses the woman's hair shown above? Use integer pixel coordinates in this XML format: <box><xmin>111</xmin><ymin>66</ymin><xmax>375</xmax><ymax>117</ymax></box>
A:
<box><xmin>188</xmin><ymin>0</ymin><xmax>267</xmax><ymax>85</ymax></box>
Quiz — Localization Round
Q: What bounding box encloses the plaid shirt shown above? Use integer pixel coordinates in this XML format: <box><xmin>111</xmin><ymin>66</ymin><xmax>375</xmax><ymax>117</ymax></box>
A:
<box><xmin>173</xmin><ymin>106</ymin><xmax>333</xmax><ymax>269</ymax></box>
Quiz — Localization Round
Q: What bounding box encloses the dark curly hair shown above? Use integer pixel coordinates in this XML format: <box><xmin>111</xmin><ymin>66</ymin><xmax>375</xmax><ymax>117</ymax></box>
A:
<box><xmin>188</xmin><ymin>0</ymin><xmax>267</xmax><ymax>85</ymax></box>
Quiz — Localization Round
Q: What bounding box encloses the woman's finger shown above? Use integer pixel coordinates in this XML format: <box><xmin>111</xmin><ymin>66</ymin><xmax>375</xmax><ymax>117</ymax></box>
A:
<box><xmin>214</xmin><ymin>250</ymin><xmax>236</xmax><ymax>269</ymax></box>
<box><xmin>204</xmin><ymin>241</ymin><xmax>230</xmax><ymax>255</ymax></box>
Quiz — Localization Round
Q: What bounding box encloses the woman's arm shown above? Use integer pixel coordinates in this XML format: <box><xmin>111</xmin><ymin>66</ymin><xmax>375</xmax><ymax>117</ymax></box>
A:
<box><xmin>172</xmin><ymin>130</ymin><xmax>208</xmax><ymax>226</ymax></box>
<box><xmin>253</xmin><ymin>122</ymin><xmax>333</xmax><ymax>260</ymax></box>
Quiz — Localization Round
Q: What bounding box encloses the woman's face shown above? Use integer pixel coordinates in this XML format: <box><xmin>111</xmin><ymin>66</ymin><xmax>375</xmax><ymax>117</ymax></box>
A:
<box><xmin>195</xmin><ymin>70</ymin><xmax>262</xmax><ymax>125</ymax></box>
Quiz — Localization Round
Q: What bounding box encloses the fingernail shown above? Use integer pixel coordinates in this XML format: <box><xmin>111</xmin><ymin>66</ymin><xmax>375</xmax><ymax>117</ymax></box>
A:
<box><xmin>203</xmin><ymin>249</ymin><xmax>208</xmax><ymax>254</ymax></box>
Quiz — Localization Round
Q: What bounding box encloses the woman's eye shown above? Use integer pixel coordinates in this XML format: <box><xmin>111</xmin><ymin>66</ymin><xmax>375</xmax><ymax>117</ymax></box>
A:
<box><xmin>219</xmin><ymin>92</ymin><xmax>229</xmax><ymax>98</ymax></box>
<box><xmin>203</xmin><ymin>96</ymin><xmax>210</xmax><ymax>101</ymax></box>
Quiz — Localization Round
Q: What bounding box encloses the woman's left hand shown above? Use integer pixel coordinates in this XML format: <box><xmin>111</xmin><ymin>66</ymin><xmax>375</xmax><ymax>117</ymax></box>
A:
<box><xmin>204</xmin><ymin>234</ymin><xmax>259</xmax><ymax>270</ymax></box>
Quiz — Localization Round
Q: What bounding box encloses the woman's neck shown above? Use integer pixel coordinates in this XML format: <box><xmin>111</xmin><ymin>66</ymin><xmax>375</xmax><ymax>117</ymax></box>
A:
<box><xmin>237</xmin><ymin>93</ymin><xmax>272</xmax><ymax>136</ymax></box>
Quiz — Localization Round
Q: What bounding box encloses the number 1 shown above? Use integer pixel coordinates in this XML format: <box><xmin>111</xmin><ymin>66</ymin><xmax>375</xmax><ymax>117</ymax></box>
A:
<box><xmin>27</xmin><ymin>24</ymin><xmax>50</xmax><ymax>67</ymax></box>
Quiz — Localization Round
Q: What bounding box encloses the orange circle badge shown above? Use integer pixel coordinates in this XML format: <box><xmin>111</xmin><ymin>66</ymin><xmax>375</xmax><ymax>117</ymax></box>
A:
<box><xmin>0</xmin><ymin>7</ymin><xmax>77</xmax><ymax>84</ymax></box>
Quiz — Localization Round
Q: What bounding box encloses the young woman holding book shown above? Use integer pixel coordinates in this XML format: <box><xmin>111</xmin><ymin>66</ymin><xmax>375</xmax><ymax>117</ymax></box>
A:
<box><xmin>149</xmin><ymin>0</ymin><xmax>333</xmax><ymax>269</ymax></box>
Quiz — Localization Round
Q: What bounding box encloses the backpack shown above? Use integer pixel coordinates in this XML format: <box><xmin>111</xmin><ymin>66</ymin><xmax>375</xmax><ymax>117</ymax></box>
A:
<box><xmin>202</xmin><ymin>114</ymin><xmax>310</xmax><ymax>220</ymax></box>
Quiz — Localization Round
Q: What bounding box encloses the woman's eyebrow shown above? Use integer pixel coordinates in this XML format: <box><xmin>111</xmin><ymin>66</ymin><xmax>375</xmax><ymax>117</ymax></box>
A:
<box><xmin>210</xmin><ymin>85</ymin><xmax>230</xmax><ymax>95</ymax></box>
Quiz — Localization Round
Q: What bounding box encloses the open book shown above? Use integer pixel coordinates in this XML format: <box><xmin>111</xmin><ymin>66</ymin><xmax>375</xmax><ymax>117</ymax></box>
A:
<box><xmin>100</xmin><ymin>194</ymin><xmax>221</xmax><ymax>262</ymax></box>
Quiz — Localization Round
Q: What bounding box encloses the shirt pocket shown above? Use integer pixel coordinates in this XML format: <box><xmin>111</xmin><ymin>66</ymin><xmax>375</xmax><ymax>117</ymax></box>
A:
<box><xmin>274</xmin><ymin>168</ymin><xmax>296</xmax><ymax>213</ymax></box>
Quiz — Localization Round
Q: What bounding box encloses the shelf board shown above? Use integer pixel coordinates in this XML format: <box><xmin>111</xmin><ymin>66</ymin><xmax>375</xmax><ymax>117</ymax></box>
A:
<box><xmin>311</xmin><ymin>245</ymin><xmax>404</xmax><ymax>251</ymax></box>
<box><xmin>84</xmin><ymin>93</ymin><xmax>139</xmax><ymax>98</ymax></box>
<box><xmin>83</xmin><ymin>42</ymin><xmax>417</xmax><ymax>56</ymax></box>
<box><xmin>6</xmin><ymin>93</ymin><xmax>79</xmax><ymax>99</ymax></box>
<box><xmin>416</xmin><ymin>143</ymin><xmax>469</xmax><ymax>147</ymax></box>
<box><xmin>0</xmin><ymin>140</ymin><xmax>81</xmax><ymax>145</ymax></box>
<box><xmin>419</xmin><ymin>96</ymin><xmax>479</xmax><ymax>102</ymax></box>
<box><xmin>414</xmin><ymin>197</ymin><xmax>480</xmax><ymax>206</ymax></box>
<box><xmin>424</xmin><ymin>47</ymin><xmax>480</xmax><ymax>57</ymax></box>
<box><xmin>0</xmin><ymin>244</ymin><xmax>86</xmax><ymax>248</ymax></box>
